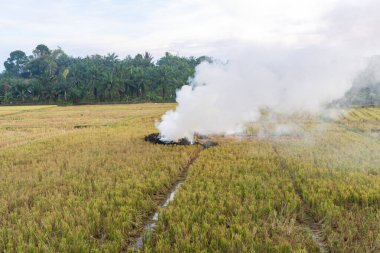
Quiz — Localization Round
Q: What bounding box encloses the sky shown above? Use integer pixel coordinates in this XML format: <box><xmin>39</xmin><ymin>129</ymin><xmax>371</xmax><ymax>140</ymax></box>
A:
<box><xmin>1</xmin><ymin>0</ymin><xmax>380</xmax><ymax>70</ymax></box>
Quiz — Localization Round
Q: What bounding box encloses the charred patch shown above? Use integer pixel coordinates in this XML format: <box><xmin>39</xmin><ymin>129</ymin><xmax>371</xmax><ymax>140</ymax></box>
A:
<box><xmin>144</xmin><ymin>133</ymin><xmax>192</xmax><ymax>145</ymax></box>
<box><xmin>144</xmin><ymin>133</ymin><xmax>217</xmax><ymax>148</ymax></box>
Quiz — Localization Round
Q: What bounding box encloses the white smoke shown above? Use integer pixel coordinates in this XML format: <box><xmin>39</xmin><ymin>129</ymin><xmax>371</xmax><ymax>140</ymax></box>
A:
<box><xmin>156</xmin><ymin>0</ymin><xmax>380</xmax><ymax>142</ymax></box>
<box><xmin>156</xmin><ymin>46</ymin><xmax>362</xmax><ymax>142</ymax></box>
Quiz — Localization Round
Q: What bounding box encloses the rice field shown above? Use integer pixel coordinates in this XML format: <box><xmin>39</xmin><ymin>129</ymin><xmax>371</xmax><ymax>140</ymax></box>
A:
<box><xmin>0</xmin><ymin>105</ymin><xmax>379</xmax><ymax>252</ymax></box>
<box><xmin>341</xmin><ymin>107</ymin><xmax>380</xmax><ymax>121</ymax></box>
<box><xmin>0</xmin><ymin>105</ymin><xmax>56</xmax><ymax>116</ymax></box>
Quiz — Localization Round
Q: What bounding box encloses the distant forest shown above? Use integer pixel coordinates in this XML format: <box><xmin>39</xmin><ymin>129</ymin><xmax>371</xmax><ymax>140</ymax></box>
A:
<box><xmin>2</xmin><ymin>44</ymin><xmax>379</xmax><ymax>106</ymax></box>
<box><xmin>338</xmin><ymin>56</ymin><xmax>380</xmax><ymax>107</ymax></box>
<box><xmin>0</xmin><ymin>44</ymin><xmax>211</xmax><ymax>104</ymax></box>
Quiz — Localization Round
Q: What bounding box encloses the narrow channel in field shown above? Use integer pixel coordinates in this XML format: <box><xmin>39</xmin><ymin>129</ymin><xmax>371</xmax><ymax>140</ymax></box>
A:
<box><xmin>131</xmin><ymin>151</ymin><xmax>203</xmax><ymax>251</ymax></box>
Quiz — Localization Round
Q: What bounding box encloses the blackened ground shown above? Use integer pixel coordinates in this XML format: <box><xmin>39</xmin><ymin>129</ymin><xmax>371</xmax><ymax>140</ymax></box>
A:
<box><xmin>144</xmin><ymin>133</ymin><xmax>192</xmax><ymax>145</ymax></box>
<box><xmin>144</xmin><ymin>133</ymin><xmax>217</xmax><ymax>148</ymax></box>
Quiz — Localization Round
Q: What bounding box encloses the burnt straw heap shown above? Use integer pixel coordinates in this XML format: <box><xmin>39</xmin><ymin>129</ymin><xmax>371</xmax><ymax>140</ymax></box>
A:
<box><xmin>144</xmin><ymin>133</ymin><xmax>217</xmax><ymax>148</ymax></box>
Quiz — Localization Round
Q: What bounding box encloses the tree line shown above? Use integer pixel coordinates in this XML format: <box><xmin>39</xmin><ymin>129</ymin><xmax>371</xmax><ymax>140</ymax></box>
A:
<box><xmin>0</xmin><ymin>44</ymin><xmax>210</xmax><ymax>104</ymax></box>
<box><xmin>335</xmin><ymin>56</ymin><xmax>380</xmax><ymax>107</ymax></box>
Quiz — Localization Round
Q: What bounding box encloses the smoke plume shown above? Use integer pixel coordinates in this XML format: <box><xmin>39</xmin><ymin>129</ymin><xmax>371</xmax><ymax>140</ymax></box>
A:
<box><xmin>156</xmin><ymin>0</ymin><xmax>380</xmax><ymax>142</ymax></box>
<box><xmin>157</xmin><ymin>46</ymin><xmax>361</xmax><ymax>141</ymax></box>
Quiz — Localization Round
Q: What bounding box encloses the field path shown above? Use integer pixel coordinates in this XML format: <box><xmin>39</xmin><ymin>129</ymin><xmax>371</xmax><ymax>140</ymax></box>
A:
<box><xmin>129</xmin><ymin>146</ymin><xmax>205</xmax><ymax>251</ymax></box>
<box><xmin>272</xmin><ymin>144</ymin><xmax>330</xmax><ymax>253</ymax></box>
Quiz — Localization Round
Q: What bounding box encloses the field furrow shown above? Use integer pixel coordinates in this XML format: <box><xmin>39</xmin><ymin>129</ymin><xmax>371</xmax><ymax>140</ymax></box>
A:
<box><xmin>143</xmin><ymin>141</ymin><xmax>319</xmax><ymax>252</ymax></box>
<box><xmin>1</xmin><ymin>105</ymin><xmax>379</xmax><ymax>252</ymax></box>
<box><xmin>0</xmin><ymin>104</ymin><xmax>202</xmax><ymax>252</ymax></box>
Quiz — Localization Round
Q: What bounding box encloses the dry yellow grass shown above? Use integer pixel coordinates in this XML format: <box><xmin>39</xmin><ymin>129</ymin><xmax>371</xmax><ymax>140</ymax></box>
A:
<box><xmin>0</xmin><ymin>103</ymin><xmax>204</xmax><ymax>252</ymax></box>
<box><xmin>0</xmin><ymin>104</ymin><xmax>174</xmax><ymax>149</ymax></box>
<box><xmin>1</xmin><ymin>105</ymin><xmax>379</xmax><ymax>252</ymax></box>
<box><xmin>144</xmin><ymin>107</ymin><xmax>380</xmax><ymax>253</ymax></box>
<box><xmin>0</xmin><ymin>105</ymin><xmax>56</xmax><ymax>115</ymax></box>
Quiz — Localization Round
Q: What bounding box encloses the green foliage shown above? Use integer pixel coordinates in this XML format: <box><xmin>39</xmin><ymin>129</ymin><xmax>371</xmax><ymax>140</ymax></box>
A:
<box><xmin>337</xmin><ymin>56</ymin><xmax>380</xmax><ymax>107</ymax></box>
<box><xmin>1</xmin><ymin>45</ymin><xmax>209</xmax><ymax>104</ymax></box>
<box><xmin>3</xmin><ymin>50</ymin><xmax>29</xmax><ymax>77</ymax></box>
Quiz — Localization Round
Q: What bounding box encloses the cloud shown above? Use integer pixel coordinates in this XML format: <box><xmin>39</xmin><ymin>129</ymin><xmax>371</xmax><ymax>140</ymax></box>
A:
<box><xmin>0</xmin><ymin>0</ymin><xmax>379</xmax><ymax>70</ymax></box>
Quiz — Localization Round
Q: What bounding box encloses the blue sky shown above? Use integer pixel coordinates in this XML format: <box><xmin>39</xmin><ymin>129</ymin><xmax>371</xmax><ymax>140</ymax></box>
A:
<box><xmin>1</xmin><ymin>0</ymin><xmax>379</xmax><ymax>70</ymax></box>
